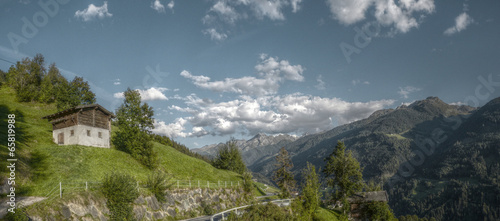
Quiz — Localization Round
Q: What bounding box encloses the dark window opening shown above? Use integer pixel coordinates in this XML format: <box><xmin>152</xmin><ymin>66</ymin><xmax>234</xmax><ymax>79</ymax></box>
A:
<box><xmin>70</xmin><ymin>130</ymin><xmax>74</xmax><ymax>136</ymax></box>
<box><xmin>98</xmin><ymin>132</ymin><xmax>102</xmax><ymax>138</ymax></box>
<box><xmin>87</xmin><ymin>130</ymin><xmax>91</xmax><ymax>137</ymax></box>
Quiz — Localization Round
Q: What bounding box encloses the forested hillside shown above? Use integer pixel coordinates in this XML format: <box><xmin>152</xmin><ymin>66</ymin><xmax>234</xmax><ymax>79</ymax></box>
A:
<box><xmin>242</xmin><ymin>96</ymin><xmax>499</xmax><ymax>220</ymax></box>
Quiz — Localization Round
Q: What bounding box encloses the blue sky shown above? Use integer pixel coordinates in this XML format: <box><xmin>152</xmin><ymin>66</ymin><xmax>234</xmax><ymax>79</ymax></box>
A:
<box><xmin>1</xmin><ymin>0</ymin><xmax>499</xmax><ymax>148</ymax></box>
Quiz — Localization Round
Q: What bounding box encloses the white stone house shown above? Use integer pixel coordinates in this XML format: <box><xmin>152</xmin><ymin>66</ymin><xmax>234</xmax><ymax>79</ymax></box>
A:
<box><xmin>42</xmin><ymin>104</ymin><xmax>115</xmax><ymax>148</ymax></box>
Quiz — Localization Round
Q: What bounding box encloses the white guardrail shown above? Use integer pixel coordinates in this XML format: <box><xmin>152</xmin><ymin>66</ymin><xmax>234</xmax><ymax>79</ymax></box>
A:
<box><xmin>210</xmin><ymin>199</ymin><xmax>292</xmax><ymax>221</ymax></box>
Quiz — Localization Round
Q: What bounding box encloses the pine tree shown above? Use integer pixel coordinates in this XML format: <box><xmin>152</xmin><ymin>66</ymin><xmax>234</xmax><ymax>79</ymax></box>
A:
<box><xmin>212</xmin><ymin>139</ymin><xmax>246</xmax><ymax>175</ymax></box>
<box><xmin>112</xmin><ymin>88</ymin><xmax>157</xmax><ymax>169</ymax></box>
<box><xmin>323</xmin><ymin>141</ymin><xmax>363</xmax><ymax>214</ymax></box>
<box><xmin>301</xmin><ymin>162</ymin><xmax>321</xmax><ymax>219</ymax></box>
<box><xmin>273</xmin><ymin>147</ymin><xmax>295</xmax><ymax>199</ymax></box>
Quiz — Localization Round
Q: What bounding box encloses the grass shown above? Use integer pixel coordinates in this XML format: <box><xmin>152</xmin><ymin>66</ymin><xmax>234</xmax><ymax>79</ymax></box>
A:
<box><xmin>314</xmin><ymin>207</ymin><xmax>341</xmax><ymax>221</ymax></box>
<box><xmin>385</xmin><ymin>133</ymin><xmax>408</xmax><ymax>140</ymax></box>
<box><xmin>0</xmin><ymin>86</ymin><xmax>257</xmax><ymax>198</ymax></box>
<box><xmin>254</xmin><ymin>182</ymin><xmax>279</xmax><ymax>194</ymax></box>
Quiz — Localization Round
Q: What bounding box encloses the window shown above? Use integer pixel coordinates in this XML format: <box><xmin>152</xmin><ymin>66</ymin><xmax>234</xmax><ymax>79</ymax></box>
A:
<box><xmin>98</xmin><ymin>132</ymin><xmax>102</xmax><ymax>138</ymax></box>
<box><xmin>87</xmin><ymin>130</ymin><xmax>91</xmax><ymax>137</ymax></box>
<box><xmin>70</xmin><ymin>130</ymin><xmax>74</xmax><ymax>136</ymax></box>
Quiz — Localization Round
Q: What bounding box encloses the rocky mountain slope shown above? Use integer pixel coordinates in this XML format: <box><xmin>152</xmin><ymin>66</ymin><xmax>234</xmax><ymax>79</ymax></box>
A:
<box><xmin>193</xmin><ymin>133</ymin><xmax>297</xmax><ymax>166</ymax></box>
<box><xmin>196</xmin><ymin>96</ymin><xmax>500</xmax><ymax>220</ymax></box>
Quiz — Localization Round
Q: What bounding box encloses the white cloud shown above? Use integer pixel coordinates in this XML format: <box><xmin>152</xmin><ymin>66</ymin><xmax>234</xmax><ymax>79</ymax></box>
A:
<box><xmin>153</xmin><ymin>118</ymin><xmax>189</xmax><ymax>138</ymax></box>
<box><xmin>203</xmin><ymin>28</ymin><xmax>228</xmax><ymax>41</ymax></box>
<box><xmin>326</xmin><ymin>0</ymin><xmax>374</xmax><ymax>25</ymax></box>
<box><xmin>167</xmin><ymin>1</ymin><xmax>174</xmax><ymax>10</ymax></box>
<box><xmin>398</xmin><ymin>86</ymin><xmax>421</xmax><ymax>99</ymax></box>
<box><xmin>352</xmin><ymin>79</ymin><xmax>370</xmax><ymax>86</ymax></box>
<box><xmin>315</xmin><ymin>75</ymin><xmax>326</xmax><ymax>90</ymax></box>
<box><xmin>290</xmin><ymin>0</ymin><xmax>303</xmax><ymax>13</ymax></box>
<box><xmin>255</xmin><ymin>54</ymin><xmax>305</xmax><ymax>82</ymax></box>
<box><xmin>114</xmin><ymin>87</ymin><xmax>169</xmax><ymax>101</ymax></box>
<box><xmin>211</xmin><ymin>1</ymin><xmax>240</xmax><ymax>24</ymax></box>
<box><xmin>151</xmin><ymin>0</ymin><xmax>165</xmax><ymax>13</ymax></box>
<box><xmin>180</xmin><ymin>55</ymin><xmax>304</xmax><ymax>96</ymax></box>
<box><xmin>326</xmin><ymin>0</ymin><xmax>435</xmax><ymax>33</ymax></box>
<box><xmin>245</xmin><ymin>0</ymin><xmax>287</xmax><ymax>20</ymax></box>
<box><xmin>202</xmin><ymin>0</ymin><xmax>304</xmax><ymax>41</ymax></box>
<box><xmin>113</xmin><ymin>79</ymin><xmax>121</xmax><ymax>85</ymax></box>
<box><xmin>75</xmin><ymin>1</ymin><xmax>112</xmax><ymax>22</ymax></box>
<box><xmin>444</xmin><ymin>12</ymin><xmax>473</xmax><ymax>35</ymax></box>
<box><xmin>449</xmin><ymin>101</ymin><xmax>466</xmax><ymax>106</ymax></box>
<box><xmin>155</xmin><ymin>93</ymin><xmax>395</xmax><ymax>138</ymax></box>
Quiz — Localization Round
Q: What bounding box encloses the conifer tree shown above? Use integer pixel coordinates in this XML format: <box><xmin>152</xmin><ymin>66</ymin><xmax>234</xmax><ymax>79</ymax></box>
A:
<box><xmin>323</xmin><ymin>141</ymin><xmax>364</xmax><ymax>215</ymax></box>
<box><xmin>273</xmin><ymin>147</ymin><xmax>295</xmax><ymax>198</ymax></box>
<box><xmin>301</xmin><ymin>162</ymin><xmax>321</xmax><ymax>219</ymax></box>
<box><xmin>212</xmin><ymin>139</ymin><xmax>246</xmax><ymax>175</ymax></box>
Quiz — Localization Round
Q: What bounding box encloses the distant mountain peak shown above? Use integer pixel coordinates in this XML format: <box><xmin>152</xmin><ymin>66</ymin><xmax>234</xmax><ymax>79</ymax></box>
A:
<box><xmin>250</xmin><ymin>133</ymin><xmax>267</xmax><ymax>140</ymax></box>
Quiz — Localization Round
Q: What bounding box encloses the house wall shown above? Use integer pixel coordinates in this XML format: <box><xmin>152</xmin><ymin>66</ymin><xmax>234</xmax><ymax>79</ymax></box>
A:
<box><xmin>52</xmin><ymin>125</ymin><xmax>111</xmax><ymax>148</ymax></box>
<box><xmin>78</xmin><ymin>109</ymin><xmax>110</xmax><ymax>130</ymax></box>
<box><xmin>52</xmin><ymin>113</ymin><xmax>78</xmax><ymax>130</ymax></box>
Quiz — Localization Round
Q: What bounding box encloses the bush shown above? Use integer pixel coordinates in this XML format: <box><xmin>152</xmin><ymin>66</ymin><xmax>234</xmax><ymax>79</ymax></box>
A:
<box><xmin>228</xmin><ymin>202</ymin><xmax>297</xmax><ymax>221</ymax></box>
<box><xmin>3</xmin><ymin>208</ymin><xmax>29</xmax><ymax>221</ymax></box>
<box><xmin>200</xmin><ymin>200</ymin><xmax>214</xmax><ymax>215</ymax></box>
<box><xmin>364</xmin><ymin>201</ymin><xmax>397</xmax><ymax>221</ymax></box>
<box><xmin>146</xmin><ymin>169</ymin><xmax>173</xmax><ymax>202</ymax></box>
<box><xmin>242</xmin><ymin>171</ymin><xmax>254</xmax><ymax>195</ymax></box>
<box><xmin>101</xmin><ymin>172</ymin><xmax>139</xmax><ymax>221</ymax></box>
<box><xmin>212</xmin><ymin>139</ymin><xmax>246</xmax><ymax>175</ymax></box>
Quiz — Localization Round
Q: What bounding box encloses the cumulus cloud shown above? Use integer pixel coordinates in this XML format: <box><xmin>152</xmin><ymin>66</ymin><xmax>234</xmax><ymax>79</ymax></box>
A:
<box><xmin>398</xmin><ymin>86</ymin><xmax>421</xmax><ymax>99</ymax></box>
<box><xmin>151</xmin><ymin>0</ymin><xmax>165</xmax><ymax>13</ymax></box>
<box><xmin>75</xmin><ymin>1</ymin><xmax>112</xmax><ymax>22</ymax></box>
<box><xmin>326</xmin><ymin>0</ymin><xmax>435</xmax><ymax>33</ymax></box>
<box><xmin>114</xmin><ymin>87</ymin><xmax>169</xmax><ymax>101</ymax></box>
<box><xmin>181</xmin><ymin>55</ymin><xmax>304</xmax><ymax>96</ymax></box>
<box><xmin>255</xmin><ymin>54</ymin><xmax>305</xmax><ymax>82</ymax></box>
<box><xmin>202</xmin><ymin>0</ymin><xmax>304</xmax><ymax>41</ymax></box>
<box><xmin>210</xmin><ymin>1</ymin><xmax>240</xmax><ymax>24</ymax></box>
<box><xmin>153</xmin><ymin>118</ymin><xmax>189</xmax><ymax>138</ymax></box>
<box><xmin>153</xmin><ymin>93</ymin><xmax>395</xmax><ymax>138</ymax></box>
<box><xmin>113</xmin><ymin>79</ymin><xmax>121</xmax><ymax>85</ymax></box>
<box><xmin>203</xmin><ymin>28</ymin><xmax>228</xmax><ymax>41</ymax></box>
<box><xmin>444</xmin><ymin>12</ymin><xmax>474</xmax><ymax>35</ymax></box>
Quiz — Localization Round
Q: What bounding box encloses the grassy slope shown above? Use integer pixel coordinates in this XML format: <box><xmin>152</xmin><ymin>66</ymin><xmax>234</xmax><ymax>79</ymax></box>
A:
<box><xmin>315</xmin><ymin>207</ymin><xmax>341</xmax><ymax>221</ymax></box>
<box><xmin>0</xmin><ymin>86</ymin><xmax>243</xmax><ymax>196</ymax></box>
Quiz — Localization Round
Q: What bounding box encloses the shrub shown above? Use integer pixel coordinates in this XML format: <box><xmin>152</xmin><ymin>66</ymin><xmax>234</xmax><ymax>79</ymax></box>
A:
<box><xmin>101</xmin><ymin>172</ymin><xmax>139</xmax><ymax>221</ymax></box>
<box><xmin>4</xmin><ymin>208</ymin><xmax>29</xmax><ymax>221</ymax></box>
<box><xmin>200</xmin><ymin>200</ymin><xmax>214</xmax><ymax>215</ymax></box>
<box><xmin>242</xmin><ymin>171</ymin><xmax>254</xmax><ymax>195</ymax></box>
<box><xmin>228</xmin><ymin>202</ymin><xmax>297</xmax><ymax>221</ymax></box>
<box><xmin>146</xmin><ymin>169</ymin><xmax>173</xmax><ymax>202</ymax></box>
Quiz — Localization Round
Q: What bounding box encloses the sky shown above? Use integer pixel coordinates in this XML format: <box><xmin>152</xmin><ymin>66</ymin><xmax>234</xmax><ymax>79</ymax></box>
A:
<box><xmin>1</xmin><ymin>0</ymin><xmax>500</xmax><ymax>148</ymax></box>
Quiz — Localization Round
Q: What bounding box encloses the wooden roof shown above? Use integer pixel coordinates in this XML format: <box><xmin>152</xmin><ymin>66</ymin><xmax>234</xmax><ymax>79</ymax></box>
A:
<box><xmin>348</xmin><ymin>191</ymin><xmax>389</xmax><ymax>204</ymax></box>
<box><xmin>41</xmin><ymin>104</ymin><xmax>115</xmax><ymax>121</ymax></box>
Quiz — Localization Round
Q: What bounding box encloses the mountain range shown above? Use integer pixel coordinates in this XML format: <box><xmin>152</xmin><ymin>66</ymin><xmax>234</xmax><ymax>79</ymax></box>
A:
<box><xmin>193</xmin><ymin>96</ymin><xmax>500</xmax><ymax>220</ymax></box>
